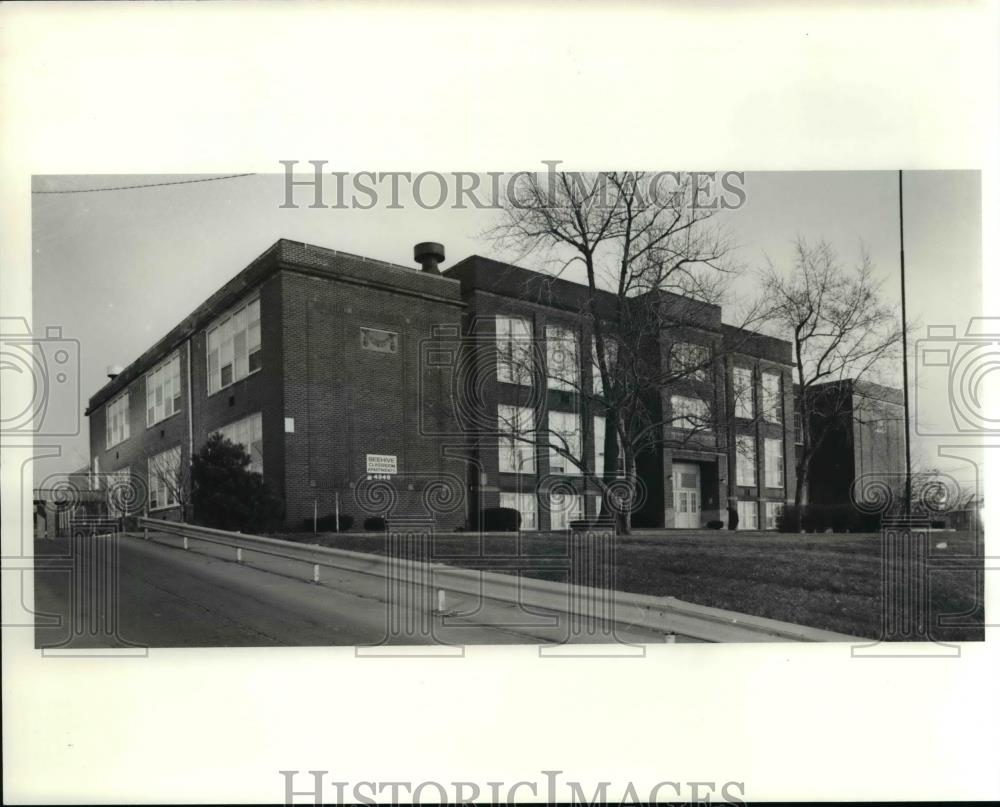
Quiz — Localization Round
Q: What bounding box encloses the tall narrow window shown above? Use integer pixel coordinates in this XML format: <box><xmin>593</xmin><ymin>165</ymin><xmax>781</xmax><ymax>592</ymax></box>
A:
<box><xmin>207</xmin><ymin>296</ymin><xmax>262</xmax><ymax>395</ymax></box>
<box><xmin>733</xmin><ymin>366</ymin><xmax>754</xmax><ymax>419</ymax></box>
<box><xmin>765</xmin><ymin>502</ymin><xmax>784</xmax><ymax>530</ymax></box>
<box><xmin>549</xmin><ymin>492</ymin><xmax>584</xmax><ymax>530</ymax></box>
<box><xmin>737</xmin><ymin>500</ymin><xmax>758</xmax><ymax>530</ymax></box>
<box><xmin>495</xmin><ymin>315</ymin><xmax>533</xmax><ymax>386</ymax></box>
<box><xmin>215</xmin><ymin>412</ymin><xmax>264</xmax><ymax>474</ymax></box>
<box><xmin>148</xmin><ymin>446</ymin><xmax>182</xmax><ymax>510</ymax></box>
<box><xmin>762</xmin><ymin>371</ymin><xmax>782</xmax><ymax>423</ymax></box>
<box><xmin>105</xmin><ymin>392</ymin><xmax>130</xmax><ymax>448</ymax></box>
<box><xmin>736</xmin><ymin>434</ymin><xmax>756</xmax><ymax>486</ymax></box>
<box><xmin>146</xmin><ymin>353</ymin><xmax>182</xmax><ymax>427</ymax></box>
<box><xmin>497</xmin><ymin>404</ymin><xmax>536</xmax><ymax>473</ymax></box>
<box><xmin>545</xmin><ymin>324</ymin><xmax>580</xmax><ymax>391</ymax></box>
<box><xmin>548</xmin><ymin>410</ymin><xmax>582</xmax><ymax>475</ymax></box>
<box><xmin>793</xmin><ymin>411</ymin><xmax>804</xmax><ymax>445</ymax></box>
<box><xmin>764</xmin><ymin>437</ymin><xmax>784</xmax><ymax>489</ymax></box>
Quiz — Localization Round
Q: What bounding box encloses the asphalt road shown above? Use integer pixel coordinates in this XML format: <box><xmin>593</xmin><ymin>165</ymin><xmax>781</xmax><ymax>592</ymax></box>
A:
<box><xmin>33</xmin><ymin>535</ymin><xmax>684</xmax><ymax>649</ymax></box>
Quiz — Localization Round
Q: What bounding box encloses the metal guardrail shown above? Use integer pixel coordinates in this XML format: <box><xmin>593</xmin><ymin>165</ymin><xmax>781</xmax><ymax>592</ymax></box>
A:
<box><xmin>136</xmin><ymin>517</ymin><xmax>861</xmax><ymax>643</ymax></box>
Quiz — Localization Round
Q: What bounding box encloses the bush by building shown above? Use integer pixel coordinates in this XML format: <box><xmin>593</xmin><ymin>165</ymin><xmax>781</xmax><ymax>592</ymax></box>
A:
<box><xmin>479</xmin><ymin>507</ymin><xmax>521</xmax><ymax>532</ymax></box>
<box><xmin>192</xmin><ymin>433</ymin><xmax>284</xmax><ymax>532</ymax></box>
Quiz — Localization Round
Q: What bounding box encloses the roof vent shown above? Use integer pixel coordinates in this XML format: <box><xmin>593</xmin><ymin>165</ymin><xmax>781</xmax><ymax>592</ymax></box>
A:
<box><xmin>414</xmin><ymin>242</ymin><xmax>445</xmax><ymax>275</ymax></box>
<box><xmin>106</xmin><ymin>364</ymin><xmax>123</xmax><ymax>380</ymax></box>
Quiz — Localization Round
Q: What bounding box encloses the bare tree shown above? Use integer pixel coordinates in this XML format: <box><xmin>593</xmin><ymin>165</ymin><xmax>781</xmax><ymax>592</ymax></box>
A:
<box><xmin>759</xmin><ymin>238</ymin><xmax>906</xmax><ymax>516</ymax></box>
<box><xmin>489</xmin><ymin>171</ymin><xmax>764</xmax><ymax>532</ymax></box>
<box><xmin>148</xmin><ymin>447</ymin><xmax>191</xmax><ymax>521</ymax></box>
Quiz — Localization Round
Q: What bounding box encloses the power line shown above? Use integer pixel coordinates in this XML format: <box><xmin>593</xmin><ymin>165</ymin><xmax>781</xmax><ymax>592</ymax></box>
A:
<box><xmin>31</xmin><ymin>173</ymin><xmax>257</xmax><ymax>195</ymax></box>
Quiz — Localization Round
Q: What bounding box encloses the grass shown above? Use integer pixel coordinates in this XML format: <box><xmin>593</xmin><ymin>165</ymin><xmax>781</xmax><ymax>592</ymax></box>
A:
<box><xmin>272</xmin><ymin>528</ymin><xmax>985</xmax><ymax>641</ymax></box>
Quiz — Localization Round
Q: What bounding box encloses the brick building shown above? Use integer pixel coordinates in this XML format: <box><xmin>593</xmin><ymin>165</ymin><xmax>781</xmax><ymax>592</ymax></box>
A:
<box><xmin>799</xmin><ymin>379</ymin><xmax>906</xmax><ymax>508</ymax></box>
<box><xmin>86</xmin><ymin>237</ymin><xmax>804</xmax><ymax>531</ymax></box>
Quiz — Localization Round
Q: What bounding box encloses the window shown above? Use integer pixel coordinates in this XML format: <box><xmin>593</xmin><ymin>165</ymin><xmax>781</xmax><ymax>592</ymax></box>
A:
<box><xmin>497</xmin><ymin>404</ymin><xmax>536</xmax><ymax>473</ymax></box>
<box><xmin>546</xmin><ymin>324</ymin><xmax>580</xmax><ymax>391</ymax></box>
<box><xmin>593</xmin><ymin>416</ymin><xmax>625</xmax><ymax>479</ymax></box>
<box><xmin>360</xmin><ymin>327</ymin><xmax>398</xmax><ymax>354</ymax></box>
<box><xmin>765</xmin><ymin>502</ymin><xmax>784</xmax><ymax>530</ymax></box>
<box><xmin>793</xmin><ymin>411</ymin><xmax>804</xmax><ymax>445</ymax></box>
<box><xmin>148</xmin><ymin>446</ymin><xmax>182</xmax><ymax>511</ymax></box>
<box><xmin>215</xmin><ymin>412</ymin><xmax>264</xmax><ymax>474</ymax></box>
<box><xmin>762</xmin><ymin>371</ymin><xmax>782</xmax><ymax>423</ymax></box>
<box><xmin>499</xmin><ymin>491</ymin><xmax>537</xmax><ymax>531</ymax></box>
<box><xmin>764</xmin><ymin>437</ymin><xmax>784</xmax><ymax>489</ymax></box>
<box><xmin>105</xmin><ymin>467</ymin><xmax>131</xmax><ymax>517</ymax></box>
<box><xmin>737</xmin><ymin>500</ymin><xmax>759</xmax><ymax>530</ymax></box>
<box><xmin>591</xmin><ymin>335</ymin><xmax>618</xmax><ymax>394</ymax></box>
<box><xmin>733</xmin><ymin>367</ymin><xmax>754</xmax><ymax>419</ymax></box>
<box><xmin>548</xmin><ymin>410</ymin><xmax>582</xmax><ymax>475</ymax></box>
<box><xmin>496</xmin><ymin>315</ymin><xmax>533</xmax><ymax>386</ymax></box>
<box><xmin>671</xmin><ymin>395</ymin><xmax>711</xmax><ymax>430</ymax></box>
<box><xmin>146</xmin><ymin>353</ymin><xmax>182</xmax><ymax>427</ymax></box>
<box><xmin>207</xmin><ymin>297</ymin><xmax>261</xmax><ymax>395</ymax></box>
<box><xmin>736</xmin><ymin>434</ymin><xmax>756</xmax><ymax>486</ymax></box>
<box><xmin>105</xmin><ymin>392</ymin><xmax>130</xmax><ymax>448</ymax></box>
<box><xmin>671</xmin><ymin>342</ymin><xmax>710</xmax><ymax>381</ymax></box>
<box><xmin>549</xmin><ymin>491</ymin><xmax>584</xmax><ymax>530</ymax></box>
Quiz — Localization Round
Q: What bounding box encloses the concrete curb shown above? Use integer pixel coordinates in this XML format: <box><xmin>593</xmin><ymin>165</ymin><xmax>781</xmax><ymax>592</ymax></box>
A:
<box><xmin>137</xmin><ymin>518</ymin><xmax>861</xmax><ymax>644</ymax></box>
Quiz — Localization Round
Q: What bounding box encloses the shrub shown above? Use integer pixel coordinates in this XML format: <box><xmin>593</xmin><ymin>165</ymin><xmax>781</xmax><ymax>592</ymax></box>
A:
<box><xmin>480</xmin><ymin>507</ymin><xmax>521</xmax><ymax>532</ymax></box>
<box><xmin>192</xmin><ymin>433</ymin><xmax>284</xmax><ymax>532</ymax></box>
<box><xmin>706</xmin><ymin>519</ymin><xmax>724</xmax><ymax>530</ymax></box>
<box><xmin>363</xmin><ymin>516</ymin><xmax>387</xmax><ymax>531</ymax></box>
<box><xmin>777</xmin><ymin>505</ymin><xmax>801</xmax><ymax>533</ymax></box>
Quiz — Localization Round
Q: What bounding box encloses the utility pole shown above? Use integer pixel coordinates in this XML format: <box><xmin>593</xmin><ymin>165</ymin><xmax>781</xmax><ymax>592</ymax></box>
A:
<box><xmin>899</xmin><ymin>170</ymin><xmax>913</xmax><ymax>518</ymax></box>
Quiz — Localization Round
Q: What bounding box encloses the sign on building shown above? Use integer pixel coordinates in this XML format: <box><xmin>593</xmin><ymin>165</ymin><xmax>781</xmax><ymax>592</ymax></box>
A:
<box><xmin>366</xmin><ymin>453</ymin><xmax>398</xmax><ymax>479</ymax></box>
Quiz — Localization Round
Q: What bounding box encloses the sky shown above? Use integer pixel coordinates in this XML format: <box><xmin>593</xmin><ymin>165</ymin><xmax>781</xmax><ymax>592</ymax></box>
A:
<box><xmin>30</xmin><ymin>170</ymin><xmax>983</xmax><ymax>489</ymax></box>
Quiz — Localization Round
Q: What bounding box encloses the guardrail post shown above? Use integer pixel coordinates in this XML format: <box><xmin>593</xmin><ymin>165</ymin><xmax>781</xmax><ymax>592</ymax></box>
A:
<box><xmin>183</xmin><ymin>535</ymin><xmax>189</xmax><ymax>550</ymax></box>
<box><xmin>664</xmin><ymin>633</ymin><xmax>677</xmax><ymax>643</ymax></box>
<box><xmin>313</xmin><ymin>563</ymin><xmax>320</xmax><ymax>583</ymax></box>
<box><xmin>143</xmin><ymin>525</ymin><xmax>149</xmax><ymax>541</ymax></box>
<box><xmin>236</xmin><ymin>547</ymin><xmax>243</xmax><ymax>563</ymax></box>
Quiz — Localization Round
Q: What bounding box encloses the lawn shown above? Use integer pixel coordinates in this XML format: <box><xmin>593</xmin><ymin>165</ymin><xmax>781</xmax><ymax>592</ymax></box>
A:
<box><xmin>274</xmin><ymin>528</ymin><xmax>985</xmax><ymax>641</ymax></box>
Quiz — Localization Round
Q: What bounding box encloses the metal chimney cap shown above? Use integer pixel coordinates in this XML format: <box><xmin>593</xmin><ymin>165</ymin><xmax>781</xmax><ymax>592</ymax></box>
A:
<box><xmin>106</xmin><ymin>364</ymin><xmax>123</xmax><ymax>379</ymax></box>
<box><xmin>414</xmin><ymin>242</ymin><xmax>445</xmax><ymax>264</ymax></box>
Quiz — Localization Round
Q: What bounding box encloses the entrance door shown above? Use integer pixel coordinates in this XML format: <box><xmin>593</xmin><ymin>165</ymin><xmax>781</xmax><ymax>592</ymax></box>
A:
<box><xmin>672</xmin><ymin>463</ymin><xmax>701</xmax><ymax>529</ymax></box>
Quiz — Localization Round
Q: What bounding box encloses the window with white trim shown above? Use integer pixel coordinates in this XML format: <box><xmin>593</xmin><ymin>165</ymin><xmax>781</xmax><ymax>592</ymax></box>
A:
<box><xmin>736</xmin><ymin>434</ymin><xmax>756</xmax><ymax>486</ymax></box>
<box><xmin>207</xmin><ymin>297</ymin><xmax>261</xmax><ymax>395</ymax></box>
<box><xmin>546</xmin><ymin>324</ymin><xmax>580</xmax><ymax>391</ymax></box>
<box><xmin>148</xmin><ymin>446</ymin><xmax>182</xmax><ymax>511</ymax></box>
<box><xmin>737</xmin><ymin>500</ymin><xmax>759</xmax><ymax>530</ymax></box>
<box><xmin>548</xmin><ymin>410</ymin><xmax>582</xmax><ymax>475</ymax></box>
<box><xmin>765</xmin><ymin>501</ymin><xmax>784</xmax><ymax>530</ymax></box>
<box><xmin>671</xmin><ymin>394</ymin><xmax>711</xmax><ymax>430</ymax></box>
<box><xmin>105</xmin><ymin>392</ymin><xmax>130</xmax><ymax>449</ymax></box>
<box><xmin>549</xmin><ymin>491</ymin><xmax>584</xmax><ymax>530</ymax></box>
<box><xmin>733</xmin><ymin>366</ymin><xmax>754</xmax><ymax>419</ymax></box>
<box><xmin>764</xmin><ymin>437</ymin><xmax>784</xmax><ymax>489</ymax></box>
<box><xmin>497</xmin><ymin>404</ymin><xmax>535</xmax><ymax>473</ymax></box>
<box><xmin>793</xmin><ymin>411</ymin><xmax>804</xmax><ymax>445</ymax></box>
<box><xmin>498</xmin><ymin>491</ymin><xmax>537</xmax><ymax>531</ymax></box>
<box><xmin>762</xmin><ymin>371</ymin><xmax>782</xmax><ymax>423</ymax></box>
<box><xmin>670</xmin><ymin>342</ymin><xmax>710</xmax><ymax>381</ymax></box>
<box><xmin>496</xmin><ymin>316</ymin><xmax>533</xmax><ymax>386</ymax></box>
<box><xmin>215</xmin><ymin>411</ymin><xmax>264</xmax><ymax>474</ymax></box>
<box><xmin>146</xmin><ymin>353</ymin><xmax>182</xmax><ymax>427</ymax></box>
